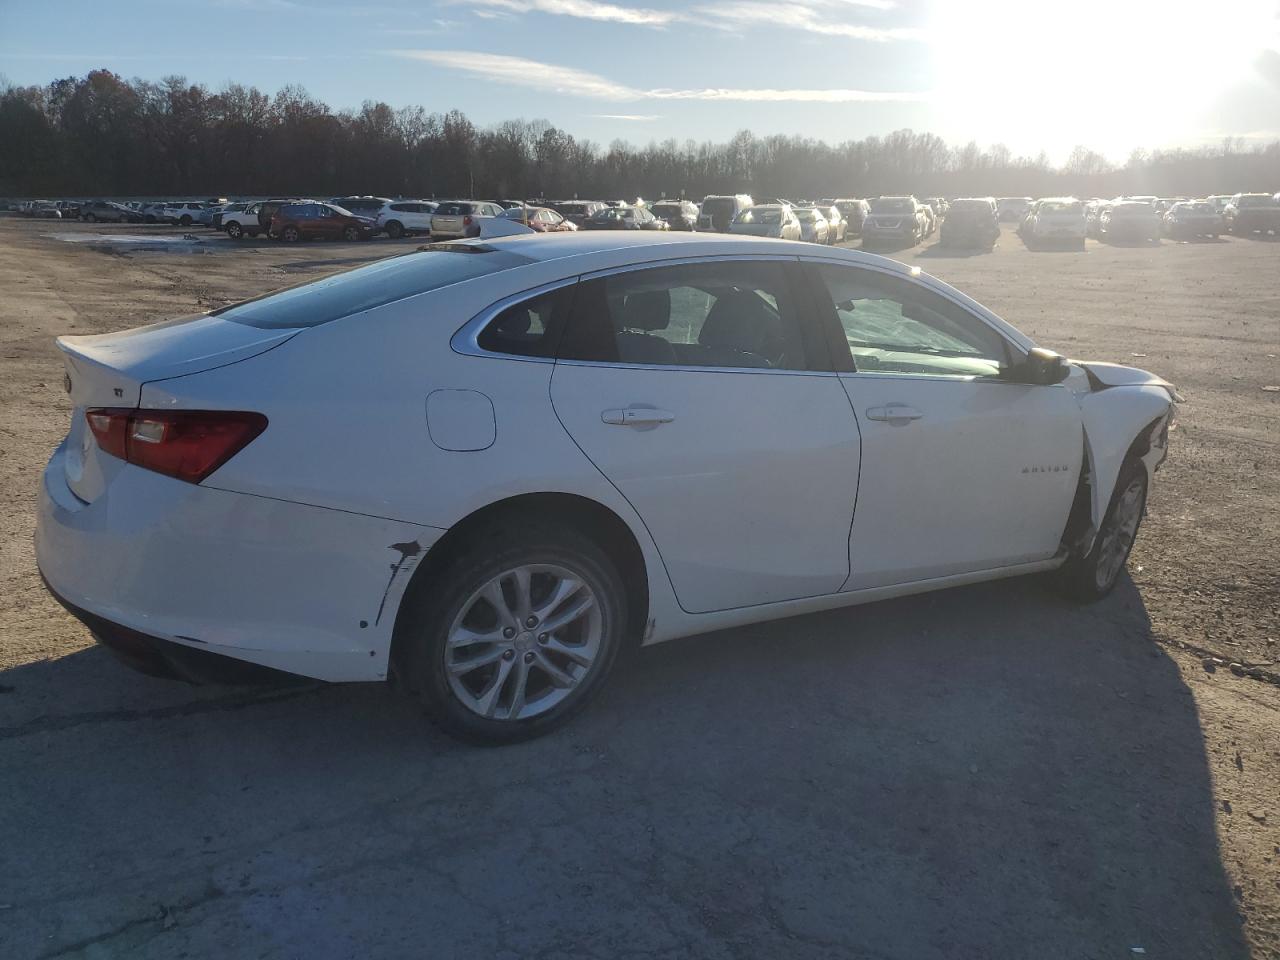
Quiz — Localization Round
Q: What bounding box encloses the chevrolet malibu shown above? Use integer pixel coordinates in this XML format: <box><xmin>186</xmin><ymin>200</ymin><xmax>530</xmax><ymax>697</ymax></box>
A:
<box><xmin>37</xmin><ymin>233</ymin><xmax>1177</xmax><ymax>743</ymax></box>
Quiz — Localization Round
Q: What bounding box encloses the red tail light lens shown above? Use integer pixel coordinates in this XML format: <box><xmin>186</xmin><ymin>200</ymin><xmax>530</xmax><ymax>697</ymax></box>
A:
<box><xmin>463</xmin><ymin>215</ymin><xmax>473</xmax><ymax>226</ymax></box>
<box><xmin>86</xmin><ymin>408</ymin><xmax>267</xmax><ymax>483</ymax></box>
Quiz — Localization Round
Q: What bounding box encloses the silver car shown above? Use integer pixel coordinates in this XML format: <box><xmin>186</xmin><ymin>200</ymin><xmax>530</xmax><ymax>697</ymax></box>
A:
<box><xmin>430</xmin><ymin>200</ymin><xmax>506</xmax><ymax>240</ymax></box>
<box><xmin>728</xmin><ymin>204</ymin><xmax>800</xmax><ymax>240</ymax></box>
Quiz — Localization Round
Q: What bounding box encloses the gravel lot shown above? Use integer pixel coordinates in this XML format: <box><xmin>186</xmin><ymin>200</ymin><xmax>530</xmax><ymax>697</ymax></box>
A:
<box><xmin>1</xmin><ymin>217</ymin><xmax>1277</xmax><ymax>959</ymax></box>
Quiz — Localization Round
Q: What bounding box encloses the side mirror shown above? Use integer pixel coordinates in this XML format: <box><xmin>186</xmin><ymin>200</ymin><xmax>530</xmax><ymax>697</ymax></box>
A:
<box><xmin>1008</xmin><ymin>347</ymin><xmax>1071</xmax><ymax>385</ymax></box>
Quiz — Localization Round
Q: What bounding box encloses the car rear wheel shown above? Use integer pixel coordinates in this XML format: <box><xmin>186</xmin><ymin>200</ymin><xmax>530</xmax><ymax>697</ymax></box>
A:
<box><xmin>83</xmin><ymin>213</ymin><xmax>95</xmax><ymax>223</ymax></box>
<box><xmin>1058</xmin><ymin>458</ymin><xmax>1148</xmax><ymax>601</ymax></box>
<box><xmin>342</xmin><ymin>226</ymin><xmax>361</xmax><ymax>242</ymax></box>
<box><xmin>180</xmin><ymin>215</ymin><xmax>192</xmax><ymax>226</ymax></box>
<box><xmin>226</xmin><ymin>221</ymin><xmax>243</xmax><ymax>240</ymax></box>
<box><xmin>282</xmin><ymin>226</ymin><xmax>300</xmax><ymax>243</ymax></box>
<box><xmin>385</xmin><ymin>220</ymin><xmax>404</xmax><ymax>239</ymax></box>
<box><xmin>393</xmin><ymin>523</ymin><xmax>627</xmax><ymax>744</ymax></box>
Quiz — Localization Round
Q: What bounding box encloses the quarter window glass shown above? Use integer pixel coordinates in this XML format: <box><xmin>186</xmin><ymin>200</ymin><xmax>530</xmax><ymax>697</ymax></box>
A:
<box><xmin>813</xmin><ymin>263</ymin><xmax>1011</xmax><ymax>379</ymax></box>
<box><xmin>560</xmin><ymin>261</ymin><xmax>807</xmax><ymax>370</ymax></box>
<box><xmin>476</xmin><ymin>286</ymin><xmax>574</xmax><ymax>359</ymax></box>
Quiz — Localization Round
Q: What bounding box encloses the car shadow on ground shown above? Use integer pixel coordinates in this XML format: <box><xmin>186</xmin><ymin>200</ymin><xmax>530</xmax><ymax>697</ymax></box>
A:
<box><xmin>915</xmin><ymin>242</ymin><xmax>996</xmax><ymax>259</ymax></box>
<box><xmin>0</xmin><ymin>576</ymin><xmax>1247</xmax><ymax>958</ymax></box>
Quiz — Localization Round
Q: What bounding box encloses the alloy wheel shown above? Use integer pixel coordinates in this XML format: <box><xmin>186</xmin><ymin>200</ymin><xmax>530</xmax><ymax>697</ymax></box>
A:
<box><xmin>444</xmin><ymin>563</ymin><xmax>603</xmax><ymax>722</ymax></box>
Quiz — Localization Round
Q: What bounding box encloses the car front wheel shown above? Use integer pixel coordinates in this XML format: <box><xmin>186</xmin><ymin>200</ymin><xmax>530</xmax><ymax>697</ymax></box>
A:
<box><xmin>385</xmin><ymin>221</ymin><xmax>404</xmax><ymax>239</ymax></box>
<box><xmin>1059</xmin><ymin>459</ymin><xmax>1148</xmax><ymax>601</ymax></box>
<box><xmin>281</xmin><ymin>226</ymin><xmax>300</xmax><ymax>242</ymax></box>
<box><xmin>226</xmin><ymin>222</ymin><xmax>243</xmax><ymax>239</ymax></box>
<box><xmin>394</xmin><ymin>524</ymin><xmax>627</xmax><ymax>744</ymax></box>
<box><xmin>343</xmin><ymin>226</ymin><xmax>361</xmax><ymax>242</ymax></box>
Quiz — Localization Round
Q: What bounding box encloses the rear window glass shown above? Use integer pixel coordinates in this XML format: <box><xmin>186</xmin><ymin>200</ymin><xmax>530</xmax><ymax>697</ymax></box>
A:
<box><xmin>216</xmin><ymin>247</ymin><xmax>536</xmax><ymax>329</ymax></box>
<box><xmin>701</xmin><ymin>198</ymin><xmax>735</xmax><ymax>216</ymax></box>
<box><xmin>436</xmin><ymin>202</ymin><xmax>474</xmax><ymax>215</ymax></box>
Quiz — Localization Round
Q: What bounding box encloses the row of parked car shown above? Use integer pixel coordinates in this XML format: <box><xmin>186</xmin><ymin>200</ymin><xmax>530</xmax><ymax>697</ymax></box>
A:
<box><xmin>10</xmin><ymin>191</ymin><xmax>1279</xmax><ymax>249</ymax></box>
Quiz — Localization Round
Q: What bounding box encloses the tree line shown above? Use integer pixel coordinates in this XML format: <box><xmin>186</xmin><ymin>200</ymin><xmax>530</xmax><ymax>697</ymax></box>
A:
<box><xmin>2</xmin><ymin>70</ymin><xmax>1278</xmax><ymax>201</ymax></box>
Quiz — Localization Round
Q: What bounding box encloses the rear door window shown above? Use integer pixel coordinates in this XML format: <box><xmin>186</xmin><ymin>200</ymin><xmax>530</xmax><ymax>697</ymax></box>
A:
<box><xmin>559</xmin><ymin>261</ymin><xmax>812</xmax><ymax>371</ymax></box>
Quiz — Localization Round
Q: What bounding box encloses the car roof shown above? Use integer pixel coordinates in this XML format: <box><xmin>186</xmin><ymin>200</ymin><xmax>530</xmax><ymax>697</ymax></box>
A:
<box><xmin>455</xmin><ymin>230</ymin><xmax>918</xmax><ymax>272</ymax></box>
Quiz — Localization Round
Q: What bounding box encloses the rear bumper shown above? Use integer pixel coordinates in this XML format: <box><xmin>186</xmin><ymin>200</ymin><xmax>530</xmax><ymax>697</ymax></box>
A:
<box><xmin>42</xmin><ymin>574</ymin><xmax>301</xmax><ymax>684</ymax></box>
<box><xmin>36</xmin><ymin>442</ymin><xmax>443</xmax><ymax>682</ymax></box>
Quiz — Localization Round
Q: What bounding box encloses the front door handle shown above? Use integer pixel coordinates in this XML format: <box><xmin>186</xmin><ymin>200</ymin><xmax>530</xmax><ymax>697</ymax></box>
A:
<box><xmin>602</xmin><ymin>407</ymin><xmax>675</xmax><ymax>426</ymax></box>
<box><xmin>866</xmin><ymin>404</ymin><xmax>923</xmax><ymax>423</ymax></box>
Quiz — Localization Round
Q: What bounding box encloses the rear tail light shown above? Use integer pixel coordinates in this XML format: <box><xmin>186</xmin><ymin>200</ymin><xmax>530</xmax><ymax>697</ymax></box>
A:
<box><xmin>86</xmin><ymin>408</ymin><xmax>267</xmax><ymax>483</ymax></box>
<box><xmin>462</xmin><ymin>215</ymin><xmax>473</xmax><ymax>226</ymax></box>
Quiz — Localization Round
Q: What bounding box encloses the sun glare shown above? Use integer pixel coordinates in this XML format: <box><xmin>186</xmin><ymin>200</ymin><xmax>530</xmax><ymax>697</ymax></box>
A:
<box><xmin>930</xmin><ymin>0</ymin><xmax>1278</xmax><ymax>159</ymax></box>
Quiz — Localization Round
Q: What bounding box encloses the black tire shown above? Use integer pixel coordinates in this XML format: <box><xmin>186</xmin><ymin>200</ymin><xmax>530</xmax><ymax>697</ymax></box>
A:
<box><xmin>83</xmin><ymin>213</ymin><xmax>95</xmax><ymax>223</ymax></box>
<box><xmin>342</xmin><ymin>225</ymin><xmax>360</xmax><ymax>242</ymax></box>
<box><xmin>145</xmin><ymin>215</ymin><xmax>156</xmax><ymax>224</ymax></box>
<box><xmin>1058</xmin><ymin>458</ymin><xmax>1148</xmax><ymax>602</ymax></box>
<box><xmin>282</xmin><ymin>225</ymin><xmax>300</xmax><ymax>243</ymax></box>
<box><xmin>385</xmin><ymin>220</ymin><xmax>404</xmax><ymax>239</ymax></box>
<box><xmin>226</xmin><ymin>221</ymin><xmax>243</xmax><ymax>240</ymax></box>
<box><xmin>180</xmin><ymin>214</ymin><xmax>192</xmax><ymax>226</ymax></box>
<box><xmin>393</xmin><ymin>522</ymin><xmax>628</xmax><ymax>744</ymax></box>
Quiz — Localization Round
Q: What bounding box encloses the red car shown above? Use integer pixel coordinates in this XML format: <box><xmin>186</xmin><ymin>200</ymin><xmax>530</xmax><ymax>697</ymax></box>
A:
<box><xmin>497</xmin><ymin>206</ymin><xmax>577</xmax><ymax>232</ymax></box>
<box><xmin>270</xmin><ymin>202</ymin><xmax>376</xmax><ymax>242</ymax></box>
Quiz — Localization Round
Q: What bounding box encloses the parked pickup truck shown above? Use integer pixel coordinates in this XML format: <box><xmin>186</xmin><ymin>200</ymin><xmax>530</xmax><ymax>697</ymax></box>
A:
<box><xmin>1223</xmin><ymin>194</ymin><xmax>1280</xmax><ymax>236</ymax></box>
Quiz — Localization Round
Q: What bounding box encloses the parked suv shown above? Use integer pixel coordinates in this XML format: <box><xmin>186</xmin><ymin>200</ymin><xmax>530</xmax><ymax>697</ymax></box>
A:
<box><xmin>861</xmin><ymin>196</ymin><xmax>928</xmax><ymax>247</ymax></box>
<box><xmin>1017</xmin><ymin>197</ymin><xmax>1087</xmax><ymax>249</ymax></box>
<box><xmin>549</xmin><ymin>201</ymin><xmax>606</xmax><ymax>227</ymax></box>
<box><xmin>649</xmin><ymin>200</ymin><xmax>699</xmax><ymax>231</ymax></box>
<box><xmin>698</xmin><ymin>194</ymin><xmax>753</xmax><ymax>232</ymax></box>
<box><xmin>375</xmin><ymin>200</ymin><xmax>438</xmax><ymax>239</ymax></box>
<box><xmin>430</xmin><ymin>201</ymin><xmax>506</xmax><ymax>240</ymax></box>
<box><xmin>78</xmin><ymin>200</ymin><xmax>134</xmax><ymax>223</ymax></box>
<box><xmin>939</xmin><ymin>197</ymin><xmax>999</xmax><ymax>249</ymax></box>
<box><xmin>270</xmin><ymin>202</ymin><xmax>377</xmax><ymax>242</ymax></box>
<box><xmin>161</xmin><ymin>202</ymin><xmax>209</xmax><ymax>227</ymax></box>
<box><xmin>1223</xmin><ymin>193</ymin><xmax>1280</xmax><ymax>236</ymax></box>
<box><xmin>329</xmin><ymin>196</ymin><xmax>392</xmax><ymax>217</ymax></box>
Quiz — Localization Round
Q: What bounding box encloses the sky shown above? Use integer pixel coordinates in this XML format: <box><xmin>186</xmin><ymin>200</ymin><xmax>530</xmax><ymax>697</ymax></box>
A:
<box><xmin>2</xmin><ymin>0</ymin><xmax>1279</xmax><ymax>163</ymax></box>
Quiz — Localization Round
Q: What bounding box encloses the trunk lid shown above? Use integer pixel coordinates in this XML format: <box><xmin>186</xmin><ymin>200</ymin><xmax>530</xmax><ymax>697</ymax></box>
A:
<box><xmin>58</xmin><ymin>315</ymin><xmax>296</xmax><ymax>503</ymax></box>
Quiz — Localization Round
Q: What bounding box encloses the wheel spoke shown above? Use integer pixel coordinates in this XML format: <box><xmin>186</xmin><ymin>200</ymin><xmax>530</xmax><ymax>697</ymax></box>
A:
<box><xmin>482</xmin><ymin>578</ymin><xmax>518</xmax><ymax>630</ymax></box>
<box><xmin>511</xmin><ymin>567</ymin><xmax>533</xmax><ymax>622</ymax></box>
<box><xmin>541</xmin><ymin>636</ymin><xmax>594</xmax><ymax>668</ymax></box>
<box><xmin>540</xmin><ymin>594</ymin><xmax>595</xmax><ymax>635</ymax></box>
<box><xmin>448</xmin><ymin>647</ymin><xmax>505</xmax><ymax>677</ymax></box>
<box><xmin>473</xmin><ymin>656</ymin><xmax>515</xmax><ymax>718</ymax></box>
<box><xmin>534</xmin><ymin>650</ymin><xmax>576</xmax><ymax>689</ymax></box>
<box><xmin>534</xmin><ymin>575</ymin><xmax>583</xmax><ymax>620</ymax></box>
<box><xmin>446</xmin><ymin>626</ymin><xmax>503</xmax><ymax>649</ymax></box>
<box><xmin>506</xmin><ymin>659</ymin><xmax>531</xmax><ymax>719</ymax></box>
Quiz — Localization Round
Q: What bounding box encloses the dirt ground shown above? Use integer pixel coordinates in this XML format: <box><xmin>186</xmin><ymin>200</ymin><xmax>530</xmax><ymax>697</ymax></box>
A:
<box><xmin>1</xmin><ymin>217</ymin><xmax>1277</xmax><ymax>959</ymax></box>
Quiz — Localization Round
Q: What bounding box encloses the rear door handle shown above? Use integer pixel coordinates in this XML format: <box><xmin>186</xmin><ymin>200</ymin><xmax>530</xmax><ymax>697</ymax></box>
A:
<box><xmin>602</xmin><ymin>407</ymin><xmax>675</xmax><ymax>426</ymax></box>
<box><xmin>866</xmin><ymin>404</ymin><xmax>923</xmax><ymax>422</ymax></box>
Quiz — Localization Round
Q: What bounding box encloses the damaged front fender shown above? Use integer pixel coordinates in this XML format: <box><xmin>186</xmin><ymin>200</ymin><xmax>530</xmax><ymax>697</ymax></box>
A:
<box><xmin>1067</xmin><ymin>361</ymin><xmax>1178</xmax><ymax>551</ymax></box>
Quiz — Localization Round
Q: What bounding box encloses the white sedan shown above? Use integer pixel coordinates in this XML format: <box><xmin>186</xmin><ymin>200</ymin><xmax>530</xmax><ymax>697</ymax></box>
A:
<box><xmin>37</xmin><ymin>233</ymin><xmax>1177</xmax><ymax>743</ymax></box>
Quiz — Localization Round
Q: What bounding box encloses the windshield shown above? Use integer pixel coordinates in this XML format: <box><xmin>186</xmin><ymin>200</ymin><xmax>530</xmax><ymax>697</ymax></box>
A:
<box><xmin>651</xmin><ymin>204</ymin><xmax>685</xmax><ymax>217</ymax></box>
<box><xmin>592</xmin><ymin>208</ymin><xmax>632</xmax><ymax>220</ymax></box>
<box><xmin>328</xmin><ymin>204</ymin><xmax>354</xmax><ymax>217</ymax></box>
<box><xmin>217</xmin><ymin>247</ymin><xmax>536</xmax><ymax>329</ymax></box>
<box><xmin>702</xmin><ymin>198</ymin><xmax>735</xmax><ymax>216</ymax></box>
<box><xmin>1110</xmin><ymin>204</ymin><xmax>1153</xmax><ymax>217</ymax></box>
<box><xmin>869</xmin><ymin>198</ymin><xmax>912</xmax><ymax>213</ymax></box>
<box><xmin>736</xmin><ymin>207</ymin><xmax>781</xmax><ymax>224</ymax></box>
<box><xmin>1039</xmin><ymin>201</ymin><xmax>1082</xmax><ymax>214</ymax></box>
<box><xmin>795</xmin><ymin>209</ymin><xmax>818</xmax><ymax>221</ymax></box>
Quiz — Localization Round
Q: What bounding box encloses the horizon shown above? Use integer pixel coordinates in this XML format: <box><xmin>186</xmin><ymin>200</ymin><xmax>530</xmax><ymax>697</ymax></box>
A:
<box><xmin>2</xmin><ymin>0</ymin><xmax>1279</xmax><ymax>164</ymax></box>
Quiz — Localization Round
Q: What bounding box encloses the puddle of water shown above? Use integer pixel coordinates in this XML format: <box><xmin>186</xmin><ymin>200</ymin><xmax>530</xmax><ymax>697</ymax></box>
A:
<box><xmin>45</xmin><ymin>232</ymin><xmax>227</xmax><ymax>254</ymax></box>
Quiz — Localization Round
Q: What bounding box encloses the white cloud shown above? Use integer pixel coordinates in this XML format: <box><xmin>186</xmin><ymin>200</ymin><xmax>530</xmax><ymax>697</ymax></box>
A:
<box><xmin>455</xmin><ymin>0</ymin><xmax>917</xmax><ymax>40</ymax></box>
<box><xmin>692</xmin><ymin>1</ymin><xmax>923</xmax><ymax>41</ymax></box>
<box><xmin>393</xmin><ymin>51</ymin><xmax>640</xmax><ymax>100</ymax></box>
<box><xmin>591</xmin><ymin>113</ymin><xmax>662</xmax><ymax>120</ymax></box>
<box><xmin>393</xmin><ymin>50</ymin><xmax>927</xmax><ymax>103</ymax></box>
<box><xmin>458</xmin><ymin>0</ymin><xmax>676</xmax><ymax>26</ymax></box>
